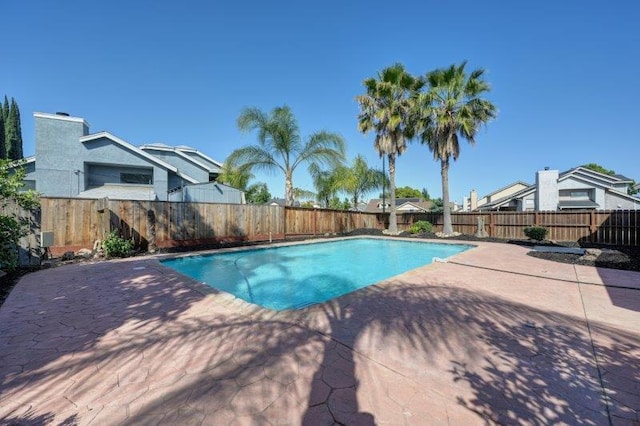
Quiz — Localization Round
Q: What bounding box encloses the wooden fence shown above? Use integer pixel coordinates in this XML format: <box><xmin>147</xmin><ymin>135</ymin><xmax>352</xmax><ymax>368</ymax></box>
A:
<box><xmin>39</xmin><ymin>198</ymin><xmax>288</xmax><ymax>253</ymax></box>
<box><xmin>399</xmin><ymin>210</ymin><xmax>639</xmax><ymax>246</ymax></box>
<box><xmin>34</xmin><ymin>198</ymin><xmax>383</xmax><ymax>255</ymax></box>
<box><xmin>285</xmin><ymin>207</ymin><xmax>381</xmax><ymax>236</ymax></box>
<box><xmin>3</xmin><ymin>197</ymin><xmax>639</xmax><ymax>263</ymax></box>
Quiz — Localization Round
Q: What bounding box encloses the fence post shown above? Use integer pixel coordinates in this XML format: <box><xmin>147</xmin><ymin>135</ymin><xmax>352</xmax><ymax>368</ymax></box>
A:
<box><xmin>489</xmin><ymin>212</ymin><xmax>494</xmax><ymax>237</ymax></box>
<box><xmin>314</xmin><ymin>208</ymin><xmax>318</xmax><ymax>235</ymax></box>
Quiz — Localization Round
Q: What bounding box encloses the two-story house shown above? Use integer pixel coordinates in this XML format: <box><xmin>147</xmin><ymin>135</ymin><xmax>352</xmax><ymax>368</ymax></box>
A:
<box><xmin>476</xmin><ymin>167</ymin><xmax>639</xmax><ymax>211</ymax></box>
<box><xmin>16</xmin><ymin>112</ymin><xmax>244</xmax><ymax>203</ymax></box>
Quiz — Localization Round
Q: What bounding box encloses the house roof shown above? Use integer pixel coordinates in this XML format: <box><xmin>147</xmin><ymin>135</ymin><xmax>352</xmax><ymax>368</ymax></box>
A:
<box><xmin>33</xmin><ymin>112</ymin><xmax>90</xmax><ymax>128</ymax></box>
<box><xmin>267</xmin><ymin>198</ymin><xmax>300</xmax><ymax>207</ymax></box>
<box><xmin>560</xmin><ymin>167</ymin><xmax>632</xmax><ymax>184</ymax></box>
<box><xmin>558</xmin><ymin>200</ymin><xmax>600</xmax><ymax>209</ymax></box>
<box><xmin>140</xmin><ymin>143</ymin><xmax>218</xmax><ymax>173</ymax></box>
<box><xmin>78</xmin><ymin>184</ymin><xmax>157</xmax><ymax>200</ymax></box>
<box><xmin>80</xmin><ymin>132</ymin><xmax>198</xmax><ymax>184</ymax></box>
<box><xmin>7</xmin><ymin>156</ymin><xmax>36</xmax><ymax>169</ymax></box>
<box><xmin>478</xmin><ymin>185</ymin><xmax>536</xmax><ymax>210</ymax></box>
<box><xmin>175</xmin><ymin>146</ymin><xmax>224</xmax><ymax>169</ymax></box>
<box><xmin>480</xmin><ymin>181</ymin><xmax>530</xmax><ymax>200</ymax></box>
<box><xmin>365</xmin><ymin>198</ymin><xmax>431</xmax><ymax>213</ymax></box>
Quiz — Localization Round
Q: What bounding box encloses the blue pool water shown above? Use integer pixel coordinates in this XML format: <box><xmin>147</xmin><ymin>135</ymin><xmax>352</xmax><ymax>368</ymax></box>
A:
<box><xmin>161</xmin><ymin>238</ymin><xmax>473</xmax><ymax>311</ymax></box>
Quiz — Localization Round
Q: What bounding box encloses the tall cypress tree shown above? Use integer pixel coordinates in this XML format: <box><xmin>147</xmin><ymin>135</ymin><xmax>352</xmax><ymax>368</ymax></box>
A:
<box><xmin>2</xmin><ymin>96</ymin><xmax>8</xmax><ymax>122</ymax></box>
<box><xmin>2</xmin><ymin>96</ymin><xmax>9</xmax><ymax>158</ymax></box>
<box><xmin>0</xmin><ymin>111</ymin><xmax>5</xmax><ymax>159</ymax></box>
<box><xmin>8</xmin><ymin>98</ymin><xmax>23</xmax><ymax>159</ymax></box>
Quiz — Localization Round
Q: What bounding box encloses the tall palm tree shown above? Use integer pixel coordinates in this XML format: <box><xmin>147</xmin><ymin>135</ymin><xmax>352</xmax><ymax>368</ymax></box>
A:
<box><xmin>228</xmin><ymin>106</ymin><xmax>346</xmax><ymax>206</ymax></box>
<box><xmin>356</xmin><ymin>64</ymin><xmax>423</xmax><ymax>233</ymax></box>
<box><xmin>218</xmin><ymin>162</ymin><xmax>254</xmax><ymax>191</ymax></box>
<box><xmin>334</xmin><ymin>155</ymin><xmax>387</xmax><ymax>208</ymax></box>
<box><xmin>417</xmin><ymin>61</ymin><xmax>496</xmax><ymax>235</ymax></box>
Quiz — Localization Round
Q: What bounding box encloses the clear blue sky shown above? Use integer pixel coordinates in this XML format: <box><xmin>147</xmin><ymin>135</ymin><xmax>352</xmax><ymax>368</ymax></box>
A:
<box><xmin>4</xmin><ymin>1</ymin><xmax>639</xmax><ymax>202</ymax></box>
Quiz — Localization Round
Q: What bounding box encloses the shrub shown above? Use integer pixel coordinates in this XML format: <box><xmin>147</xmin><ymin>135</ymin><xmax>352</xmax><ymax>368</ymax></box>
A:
<box><xmin>523</xmin><ymin>226</ymin><xmax>548</xmax><ymax>241</ymax></box>
<box><xmin>1</xmin><ymin>159</ymin><xmax>40</xmax><ymax>270</ymax></box>
<box><xmin>102</xmin><ymin>232</ymin><xmax>134</xmax><ymax>258</ymax></box>
<box><xmin>409</xmin><ymin>220</ymin><xmax>433</xmax><ymax>234</ymax></box>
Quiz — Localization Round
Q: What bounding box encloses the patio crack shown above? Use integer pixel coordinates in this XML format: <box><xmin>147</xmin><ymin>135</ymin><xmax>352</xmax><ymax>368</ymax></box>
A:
<box><xmin>573</xmin><ymin>264</ymin><xmax>613</xmax><ymax>426</ymax></box>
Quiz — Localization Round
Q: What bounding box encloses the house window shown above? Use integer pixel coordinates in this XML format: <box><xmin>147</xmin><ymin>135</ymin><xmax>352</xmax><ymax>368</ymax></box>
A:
<box><xmin>570</xmin><ymin>191</ymin><xmax>589</xmax><ymax>199</ymax></box>
<box><xmin>120</xmin><ymin>173</ymin><xmax>153</xmax><ymax>185</ymax></box>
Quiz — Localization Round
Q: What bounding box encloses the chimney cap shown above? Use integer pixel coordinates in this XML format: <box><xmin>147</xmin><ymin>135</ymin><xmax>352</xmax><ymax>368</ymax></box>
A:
<box><xmin>544</xmin><ymin>166</ymin><xmax>550</xmax><ymax>170</ymax></box>
<box><xmin>55</xmin><ymin>112</ymin><xmax>70</xmax><ymax>117</ymax></box>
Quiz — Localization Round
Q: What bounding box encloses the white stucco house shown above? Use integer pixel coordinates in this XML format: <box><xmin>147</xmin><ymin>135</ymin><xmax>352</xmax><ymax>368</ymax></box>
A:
<box><xmin>476</xmin><ymin>167</ymin><xmax>639</xmax><ymax>211</ymax></box>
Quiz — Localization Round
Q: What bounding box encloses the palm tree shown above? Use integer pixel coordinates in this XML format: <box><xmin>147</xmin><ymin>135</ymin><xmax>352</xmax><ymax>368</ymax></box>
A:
<box><xmin>309</xmin><ymin>163</ymin><xmax>340</xmax><ymax>208</ymax></box>
<box><xmin>218</xmin><ymin>162</ymin><xmax>254</xmax><ymax>191</ymax></box>
<box><xmin>228</xmin><ymin>106</ymin><xmax>346</xmax><ymax>207</ymax></box>
<box><xmin>334</xmin><ymin>155</ymin><xmax>387</xmax><ymax>208</ymax></box>
<box><xmin>417</xmin><ymin>61</ymin><xmax>496</xmax><ymax>235</ymax></box>
<box><xmin>356</xmin><ymin>64</ymin><xmax>423</xmax><ymax>233</ymax></box>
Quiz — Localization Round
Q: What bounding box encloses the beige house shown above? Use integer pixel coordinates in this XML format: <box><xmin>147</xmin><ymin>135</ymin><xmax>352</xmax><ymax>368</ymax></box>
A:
<box><xmin>462</xmin><ymin>181</ymin><xmax>529</xmax><ymax>212</ymax></box>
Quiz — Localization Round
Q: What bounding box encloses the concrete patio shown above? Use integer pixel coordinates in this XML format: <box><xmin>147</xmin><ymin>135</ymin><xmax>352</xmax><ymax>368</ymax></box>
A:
<box><xmin>0</xmin><ymin>239</ymin><xmax>638</xmax><ymax>425</ymax></box>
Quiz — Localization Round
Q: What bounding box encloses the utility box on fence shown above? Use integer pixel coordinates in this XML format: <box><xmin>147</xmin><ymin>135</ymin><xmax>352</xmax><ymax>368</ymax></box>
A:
<box><xmin>41</xmin><ymin>232</ymin><xmax>54</xmax><ymax>248</ymax></box>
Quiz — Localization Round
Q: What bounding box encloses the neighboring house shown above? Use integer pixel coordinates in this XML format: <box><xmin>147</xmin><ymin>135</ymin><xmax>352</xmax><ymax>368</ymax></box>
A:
<box><xmin>169</xmin><ymin>181</ymin><xmax>245</xmax><ymax>203</ymax></box>
<box><xmin>462</xmin><ymin>181</ymin><xmax>529</xmax><ymax>212</ymax></box>
<box><xmin>267</xmin><ymin>198</ymin><xmax>301</xmax><ymax>207</ymax></box>
<box><xmin>365</xmin><ymin>198</ymin><xmax>432</xmax><ymax>213</ymax></box>
<box><xmin>14</xmin><ymin>112</ymin><xmax>243</xmax><ymax>202</ymax></box>
<box><xmin>477</xmin><ymin>167</ymin><xmax>640</xmax><ymax>211</ymax></box>
<box><xmin>139</xmin><ymin>143</ymin><xmax>222</xmax><ymax>184</ymax></box>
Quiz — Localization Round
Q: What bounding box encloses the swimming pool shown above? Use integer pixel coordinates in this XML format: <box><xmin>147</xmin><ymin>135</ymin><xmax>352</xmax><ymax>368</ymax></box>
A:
<box><xmin>161</xmin><ymin>238</ymin><xmax>473</xmax><ymax>311</ymax></box>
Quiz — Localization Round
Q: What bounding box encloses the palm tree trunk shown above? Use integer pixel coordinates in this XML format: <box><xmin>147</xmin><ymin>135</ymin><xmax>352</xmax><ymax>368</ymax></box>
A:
<box><xmin>441</xmin><ymin>158</ymin><xmax>453</xmax><ymax>235</ymax></box>
<box><xmin>388</xmin><ymin>154</ymin><xmax>398</xmax><ymax>234</ymax></box>
<box><xmin>285</xmin><ymin>172</ymin><xmax>294</xmax><ymax>207</ymax></box>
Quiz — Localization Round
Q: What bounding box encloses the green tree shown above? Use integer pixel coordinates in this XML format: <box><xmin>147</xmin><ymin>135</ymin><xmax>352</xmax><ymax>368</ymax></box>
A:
<box><xmin>4</xmin><ymin>98</ymin><xmax>23</xmax><ymax>160</ymax></box>
<box><xmin>228</xmin><ymin>106</ymin><xmax>346</xmax><ymax>207</ymax></box>
<box><xmin>421</xmin><ymin>187</ymin><xmax>430</xmax><ymax>200</ymax></box>
<box><xmin>309</xmin><ymin>163</ymin><xmax>340</xmax><ymax>208</ymax></box>
<box><xmin>245</xmin><ymin>182</ymin><xmax>271</xmax><ymax>204</ymax></box>
<box><xmin>218</xmin><ymin>162</ymin><xmax>254</xmax><ymax>190</ymax></box>
<box><xmin>395</xmin><ymin>185</ymin><xmax>423</xmax><ymax>199</ymax></box>
<box><xmin>2</xmin><ymin>96</ymin><xmax>9</xmax><ymax>160</ymax></box>
<box><xmin>357</xmin><ymin>63</ymin><xmax>424</xmax><ymax>233</ymax></box>
<box><xmin>293</xmin><ymin>187</ymin><xmax>316</xmax><ymax>203</ymax></box>
<box><xmin>581</xmin><ymin>163</ymin><xmax>615</xmax><ymax>176</ymax></box>
<box><xmin>1</xmin><ymin>159</ymin><xmax>39</xmax><ymax>269</ymax></box>
<box><xmin>0</xmin><ymin>111</ymin><xmax>5</xmax><ymax>159</ymax></box>
<box><xmin>326</xmin><ymin>196</ymin><xmax>351</xmax><ymax>210</ymax></box>
<box><xmin>417</xmin><ymin>62</ymin><xmax>496</xmax><ymax>235</ymax></box>
<box><xmin>429</xmin><ymin>197</ymin><xmax>444</xmax><ymax>213</ymax></box>
<box><xmin>2</xmin><ymin>96</ymin><xmax>9</xmax><ymax>122</ymax></box>
<box><xmin>334</xmin><ymin>155</ymin><xmax>387</xmax><ymax>207</ymax></box>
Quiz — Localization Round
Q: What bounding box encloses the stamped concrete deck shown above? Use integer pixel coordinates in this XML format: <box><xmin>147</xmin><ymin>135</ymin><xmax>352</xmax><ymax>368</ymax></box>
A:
<box><xmin>0</xmin><ymin>239</ymin><xmax>638</xmax><ymax>425</ymax></box>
